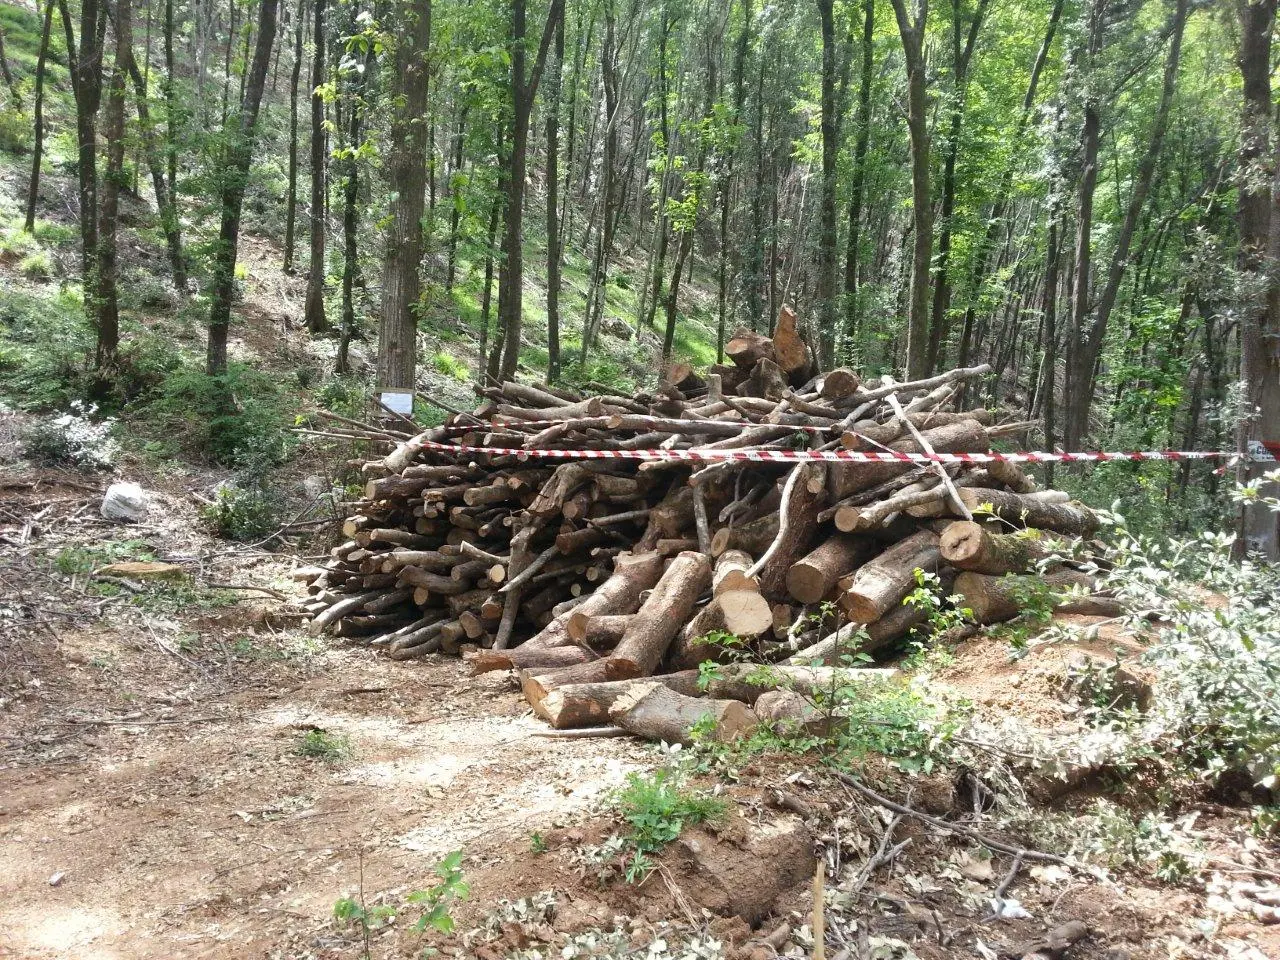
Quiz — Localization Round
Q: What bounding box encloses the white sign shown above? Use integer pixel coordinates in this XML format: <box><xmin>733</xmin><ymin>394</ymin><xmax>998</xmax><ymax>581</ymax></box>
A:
<box><xmin>380</xmin><ymin>390</ymin><xmax>415</xmax><ymax>416</ymax></box>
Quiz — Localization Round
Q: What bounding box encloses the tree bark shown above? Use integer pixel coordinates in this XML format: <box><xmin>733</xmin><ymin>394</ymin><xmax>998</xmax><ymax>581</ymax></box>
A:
<box><xmin>1067</xmin><ymin>0</ymin><xmax>1189</xmax><ymax>441</ymax></box>
<box><xmin>97</xmin><ymin>0</ymin><xmax>131</xmax><ymax>368</ymax></box>
<box><xmin>205</xmin><ymin>0</ymin><xmax>281</xmax><ymax>374</ymax></box>
<box><xmin>611</xmin><ymin>550</ymin><xmax>712</xmax><ymax>675</ymax></box>
<box><xmin>123</xmin><ymin>48</ymin><xmax>186</xmax><ymax>290</ymax></box>
<box><xmin>303</xmin><ymin>0</ymin><xmax>327</xmax><ymax>334</ymax></box>
<box><xmin>1235</xmin><ymin>0</ymin><xmax>1280</xmax><ymax>560</ymax></box>
<box><xmin>890</xmin><ymin>0</ymin><xmax>932</xmax><ymax>378</ymax></box>
<box><xmin>375</xmin><ymin>0</ymin><xmax>431</xmax><ymax>391</ymax></box>
<box><xmin>609</xmin><ymin>682</ymin><xmax>758</xmax><ymax>745</ymax></box>
<box><xmin>496</xmin><ymin>0</ymin><xmax>566</xmax><ymax>380</ymax></box>
<box><xmin>842</xmin><ymin>0</ymin><xmax>874</xmax><ymax>341</ymax></box>
<box><xmin>283</xmin><ymin>0</ymin><xmax>305</xmax><ymax>273</ymax></box>
<box><xmin>816</xmin><ymin>0</ymin><xmax>840</xmax><ymax>367</ymax></box>
<box><xmin>545</xmin><ymin>15</ymin><xmax>564</xmax><ymax>381</ymax></box>
<box><xmin>24</xmin><ymin>0</ymin><xmax>56</xmax><ymax>232</ymax></box>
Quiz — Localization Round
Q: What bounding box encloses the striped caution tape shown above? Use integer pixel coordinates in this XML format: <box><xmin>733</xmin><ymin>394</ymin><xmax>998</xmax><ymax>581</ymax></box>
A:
<box><xmin>413</xmin><ymin>439</ymin><xmax>1277</xmax><ymax>466</ymax></box>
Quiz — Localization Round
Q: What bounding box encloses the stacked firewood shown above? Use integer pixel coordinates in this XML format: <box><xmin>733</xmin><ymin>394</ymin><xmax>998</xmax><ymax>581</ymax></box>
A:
<box><xmin>301</xmin><ymin>307</ymin><xmax>1119</xmax><ymax>741</ymax></box>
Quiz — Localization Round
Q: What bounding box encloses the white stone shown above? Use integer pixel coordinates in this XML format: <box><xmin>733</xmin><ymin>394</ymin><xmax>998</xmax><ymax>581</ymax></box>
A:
<box><xmin>101</xmin><ymin>482</ymin><xmax>149</xmax><ymax>523</ymax></box>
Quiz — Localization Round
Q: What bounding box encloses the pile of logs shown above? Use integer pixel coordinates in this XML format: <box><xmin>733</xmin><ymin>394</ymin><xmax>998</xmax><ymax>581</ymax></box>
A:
<box><xmin>300</xmin><ymin>308</ymin><xmax>1120</xmax><ymax>743</ymax></box>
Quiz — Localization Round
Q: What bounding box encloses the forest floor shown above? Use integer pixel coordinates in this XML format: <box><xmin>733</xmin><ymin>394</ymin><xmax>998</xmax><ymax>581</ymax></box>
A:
<box><xmin>3</xmin><ymin>450</ymin><xmax>1279</xmax><ymax>960</ymax></box>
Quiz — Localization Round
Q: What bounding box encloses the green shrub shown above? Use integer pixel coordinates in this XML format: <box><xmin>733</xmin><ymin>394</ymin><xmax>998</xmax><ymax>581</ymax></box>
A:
<box><xmin>138</xmin><ymin>364</ymin><xmax>297</xmax><ymax>467</ymax></box>
<box><xmin>19</xmin><ymin>250</ymin><xmax>54</xmax><ymax>279</ymax></box>
<box><xmin>200</xmin><ymin>480</ymin><xmax>284</xmax><ymax>541</ymax></box>
<box><xmin>0</xmin><ymin>105</ymin><xmax>31</xmax><ymax>153</ymax></box>
<box><xmin>318</xmin><ymin>376</ymin><xmax>368</xmax><ymax>418</ymax></box>
<box><xmin>612</xmin><ymin>770</ymin><xmax>726</xmax><ymax>881</ymax></box>
<box><xmin>432</xmin><ymin>349</ymin><xmax>469</xmax><ymax>381</ymax></box>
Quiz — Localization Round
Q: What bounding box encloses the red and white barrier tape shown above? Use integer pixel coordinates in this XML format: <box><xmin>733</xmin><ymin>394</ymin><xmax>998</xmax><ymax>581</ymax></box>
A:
<box><xmin>413</xmin><ymin>439</ymin><xmax>1279</xmax><ymax>466</ymax></box>
<box><xmin>448</xmin><ymin>419</ymin><xmax>840</xmax><ymax>434</ymax></box>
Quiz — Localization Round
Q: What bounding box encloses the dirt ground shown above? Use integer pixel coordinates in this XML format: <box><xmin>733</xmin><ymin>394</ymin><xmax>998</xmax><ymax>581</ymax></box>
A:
<box><xmin>3</xmin><ymin>460</ymin><xmax>1279</xmax><ymax>960</ymax></box>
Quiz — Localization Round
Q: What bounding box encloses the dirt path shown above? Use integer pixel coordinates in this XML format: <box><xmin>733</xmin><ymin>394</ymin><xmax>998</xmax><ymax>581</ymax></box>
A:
<box><xmin>0</xmin><ymin>469</ymin><xmax>654</xmax><ymax>959</ymax></box>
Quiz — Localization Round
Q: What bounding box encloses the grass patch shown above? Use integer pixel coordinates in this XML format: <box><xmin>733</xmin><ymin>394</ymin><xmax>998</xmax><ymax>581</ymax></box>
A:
<box><xmin>294</xmin><ymin>728</ymin><xmax>352</xmax><ymax>762</ymax></box>
<box><xmin>53</xmin><ymin>539</ymin><xmax>155</xmax><ymax>575</ymax></box>
<box><xmin>431</xmin><ymin>349</ymin><xmax>469</xmax><ymax>381</ymax></box>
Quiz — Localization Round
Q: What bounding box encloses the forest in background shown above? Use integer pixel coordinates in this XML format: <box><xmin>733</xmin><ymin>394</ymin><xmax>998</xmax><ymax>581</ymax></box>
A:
<box><xmin>0</xmin><ymin>0</ymin><xmax>1278</xmax><ymax>552</ymax></box>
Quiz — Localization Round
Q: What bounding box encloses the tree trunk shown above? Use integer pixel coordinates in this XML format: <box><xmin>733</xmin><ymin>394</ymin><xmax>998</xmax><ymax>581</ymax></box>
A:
<box><xmin>842</xmin><ymin>0</ymin><xmax>874</xmax><ymax>343</ymax></box>
<box><xmin>205</xmin><ymin>0</ymin><xmax>281</xmax><ymax>374</ymax></box>
<box><xmin>546</xmin><ymin>17</ymin><xmax>564</xmax><ymax>380</ymax></box>
<box><xmin>581</xmin><ymin>0</ymin><xmax>618</xmax><ymax>365</ymax></box>
<box><xmin>611</xmin><ymin>551</ymin><xmax>712</xmax><ymax>675</ymax></box>
<box><xmin>1068</xmin><ymin>0</ymin><xmax>1189</xmax><ymax>439</ymax></box>
<box><xmin>1061</xmin><ymin>0</ymin><xmax>1105</xmax><ymax>448</ymax></box>
<box><xmin>609</xmin><ymin>682</ymin><xmax>758</xmax><ymax>745</ymax></box>
<box><xmin>375</xmin><ymin>0</ymin><xmax>431</xmax><ymax>391</ymax></box>
<box><xmin>70</xmin><ymin>0</ymin><xmax>105</xmax><ymax>340</ymax></box>
<box><xmin>124</xmin><ymin>49</ymin><xmax>186</xmax><ymax>290</ymax></box>
<box><xmin>24</xmin><ymin>0</ymin><xmax>56</xmax><ymax>232</ymax></box>
<box><xmin>925</xmin><ymin>0</ymin><xmax>990</xmax><ymax>374</ymax></box>
<box><xmin>0</xmin><ymin>27</ymin><xmax>19</xmax><ymax>105</ymax></box>
<box><xmin>816</xmin><ymin>0</ymin><xmax>839</xmax><ymax>367</ymax></box>
<box><xmin>303</xmin><ymin>0</ymin><xmax>327</xmax><ymax>334</ymax></box>
<box><xmin>889</xmin><ymin>0</ymin><xmax>932</xmax><ymax>378</ymax></box>
<box><xmin>1235</xmin><ymin>0</ymin><xmax>1280</xmax><ymax>561</ymax></box>
<box><xmin>97</xmin><ymin>0</ymin><xmax>130</xmax><ymax>368</ymax></box>
<box><xmin>496</xmin><ymin>0</ymin><xmax>567</xmax><ymax>381</ymax></box>
<box><xmin>283</xmin><ymin>0</ymin><xmax>305</xmax><ymax>273</ymax></box>
<box><xmin>446</xmin><ymin>105</ymin><xmax>469</xmax><ymax>292</ymax></box>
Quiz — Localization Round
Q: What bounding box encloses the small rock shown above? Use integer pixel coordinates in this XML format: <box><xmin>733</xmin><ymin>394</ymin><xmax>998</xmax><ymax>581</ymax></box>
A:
<box><xmin>101</xmin><ymin>483</ymin><xmax>149</xmax><ymax>523</ymax></box>
<box><xmin>94</xmin><ymin>561</ymin><xmax>186</xmax><ymax>581</ymax></box>
<box><xmin>302</xmin><ymin>475</ymin><xmax>329</xmax><ymax>499</ymax></box>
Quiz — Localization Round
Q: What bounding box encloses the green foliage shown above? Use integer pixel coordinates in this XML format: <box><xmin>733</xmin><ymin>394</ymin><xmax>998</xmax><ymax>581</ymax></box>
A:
<box><xmin>317</xmin><ymin>376</ymin><xmax>368</xmax><ymax>419</ymax></box>
<box><xmin>1103</xmin><ymin>529</ymin><xmax>1280</xmax><ymax>789</ymax></box>
<box><xmin>432</xmin><ymin>349</ymin><xmax>469</xmax><ymax>381</ymax></box>
<box><xmin>612</xmin><ymin>770</ymin><xmax>726</xmax><ymax>882</ymax></box>
<box><xmin>137</xmin><ymin>364</ymin><xmax>298</xmax><ymax>467</ymax></box>
<box><xmin>529</xmin><ymin>832</ymin><xmax>548</xmax><ymax>854</ymax></box>
<box><xmin>200</xmin><ymin>481</ymin><xmax>285</xmax><ymax>541</ymax></box>
<box><xmin>0</xmin><ymin>105</ymin><xmax>32</xmax><ymax>153</ymax></box>
<box><xmin>53</xmin><ymin>539</ymin><xmax>154</xmax><ymax>575</ymax></box>
<box><xmin>405</xmin><ymin>849</ymin><xmax>470</xmax><ymax>935</ymax></box>
<box><xmin>294</xmin><ymin>728</ymin><xmax>352</xmax><ymax>762</ymax></box>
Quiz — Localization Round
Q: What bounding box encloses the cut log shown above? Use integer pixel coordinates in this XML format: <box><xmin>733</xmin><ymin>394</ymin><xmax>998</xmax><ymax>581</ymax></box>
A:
<box><xmin>565</xmin><ymin>612</ymin><xmax>633</xmax><ymax>649</ymax></box>
<box><xmin>752</xmin><ymin>463</ymin><xmax>826</xmax><ymax>601</ymax></box>
<box><xmin>955</xmin><ymin>569</ymin><xmax>1123</xmax><ymax>624</ymax></box>
<box><xmin>713</xmin><ymin>549</ymin><xmax>758</xmax><ymax>596</ymax></box>
<box><xmin>939</xmin><ymin>521</ymin><xmax>1056</xmax><ymax>575</ymax></box>
<box><xmin>609</xmin><ymin>682</ymin><xmax>758</xmax><ymax>745</ymax></box>
<box><xmin>468</xmin><ymin>643</ymin><xmax>593</xmax><ymax>675</ymax></box>
<box><xmin>820</xmin><ymin>367</ymin><xmax>861</xmax><ymax>401</ymax></box>
<box><xmin>725</xmin><ymin>328</ymin><xmax>778</xmax><ymax>370</ymax></box>
<box><xmin>611</xmin><ymin>551</ymin><xmax>713</xmax><ymax>675</ymax></box>
<box><xmin>786</xmin><ymin>534</ymin><xmax>878</xmax><ymax>604</ymax></box>
<box><xmin>838</xmin><ymin>529</ymin><xmax>941</xmax><ymax>624</ymax></box>
<box><xmin>711</xmin><ymin>513</ymin><xmax>780</xmax><ymax>557</ymax></box>
<box><xmin>529</xmin><ymin>671</ymin><xmax>702</xmax><ymax>729</ymax></box>
<box><xmin>704</xmin><ymin>663</ymin><xmax>898</xmax><ymax>705</ymax></box>
<box><xmin>522</xmin><ymin>551</ymin><xmax>666</xmax><ymax>649</ymax></box>
<box><xmin>772</xmin><ymin>304</ymin><xmax>814</xmax><ymax>384</ymax></box>
<box><xmin>668</xmin><ymin>590</ymin><xmax>774</xmax><ymax>669</ymax></box>
<box><xmin>956</xmin><ymin>488</ymin><xmax>1100</xmax><ymax>535</ymax></box>
<box><xmin>741</xmin><ymin>357</ymin><xmax>789</xmax><ymax>401</ymax></box>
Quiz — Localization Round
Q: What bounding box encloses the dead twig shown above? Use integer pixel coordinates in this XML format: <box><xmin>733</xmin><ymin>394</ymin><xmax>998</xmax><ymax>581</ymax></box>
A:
<box><xmin>832</xmin><ymin>771</ymin><xmax>1074</xmax><ymax>867</ymax></box>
